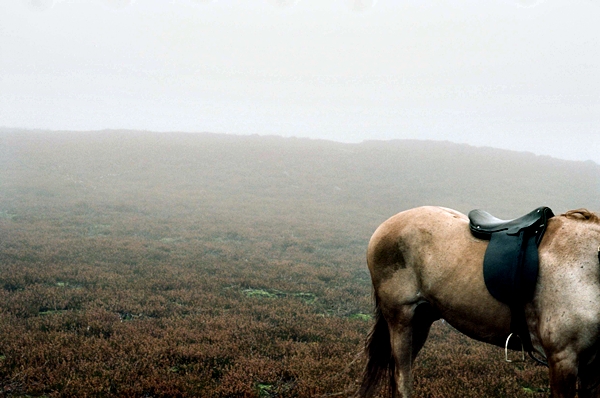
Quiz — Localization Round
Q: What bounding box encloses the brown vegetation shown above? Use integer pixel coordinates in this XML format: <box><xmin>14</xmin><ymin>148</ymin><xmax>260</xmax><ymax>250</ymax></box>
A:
<box><xmin>0</xmin><ymin>130</ymin><xmax>598</xmax><ymax>396</ymax></box>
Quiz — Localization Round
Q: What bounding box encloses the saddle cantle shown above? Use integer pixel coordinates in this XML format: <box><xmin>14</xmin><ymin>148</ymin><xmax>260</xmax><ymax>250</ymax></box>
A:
<box><xmin>468</xmin><ymin>206</ymin><xmax>554</xmax><ymax>357</ymax></box>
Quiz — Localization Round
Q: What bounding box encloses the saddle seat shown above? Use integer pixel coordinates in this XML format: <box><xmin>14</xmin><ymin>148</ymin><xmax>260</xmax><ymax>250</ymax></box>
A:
<box><xmin>469</xmin><ymin>207</ymin><xmax>553</xmax><ymax>241</ymax></box>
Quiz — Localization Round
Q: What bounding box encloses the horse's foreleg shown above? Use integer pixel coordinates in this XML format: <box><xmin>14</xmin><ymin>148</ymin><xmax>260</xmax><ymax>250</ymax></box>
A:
<box><xmin>548</xmin><ymin>354</ymin><xmax>578</xmax><ymax>398</ymax></box>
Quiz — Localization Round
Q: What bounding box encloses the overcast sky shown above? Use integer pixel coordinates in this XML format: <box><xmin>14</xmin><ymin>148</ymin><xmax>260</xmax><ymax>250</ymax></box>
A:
<box><xmin>1</xmin><ymin>0</ymin><xmax>599</xmax><ymax>162</ymax></box>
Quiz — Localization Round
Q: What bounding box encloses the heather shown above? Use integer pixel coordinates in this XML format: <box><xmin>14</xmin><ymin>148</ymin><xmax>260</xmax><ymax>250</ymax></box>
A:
<box><xmin>1</xmin><ymin>130</ymin><xmax>598</xmax><ymax>396</ymax></box>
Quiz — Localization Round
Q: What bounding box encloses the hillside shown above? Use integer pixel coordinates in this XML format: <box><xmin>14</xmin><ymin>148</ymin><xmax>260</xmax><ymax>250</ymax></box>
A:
<box><xmin>1</xmin><ymin>129</ymin><xmax>598</xmax><ymax>228</ymax></box>
<box><xmin>0</xmin><ymin>130</ymin><xmax>598</xmax><ymax>396</ymax></box>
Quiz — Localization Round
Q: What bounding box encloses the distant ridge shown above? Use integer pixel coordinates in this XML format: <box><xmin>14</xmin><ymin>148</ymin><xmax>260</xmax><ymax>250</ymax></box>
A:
<box><xmin>1</xmin><ymin>130</ymin><xmax>598</xmax><ymax>230</ymax></box>
<box><xmin>2</xmin><ymin>127</ymin><xmax>597</xmax><ymax>165</ymax></box>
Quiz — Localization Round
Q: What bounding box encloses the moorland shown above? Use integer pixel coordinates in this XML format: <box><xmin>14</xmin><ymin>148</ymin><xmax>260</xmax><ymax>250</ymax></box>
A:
<box><xmin>0</xmin><ymin>129</ymin><xmax>599</xmax><ymax>397</ymax></box>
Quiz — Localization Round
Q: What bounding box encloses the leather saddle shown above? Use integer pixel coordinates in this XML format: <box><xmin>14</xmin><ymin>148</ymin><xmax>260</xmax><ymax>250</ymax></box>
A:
<box><xmin>468</xmin><ymin>206</ymin><xmax>554</xmax><ymax>354</ymax></box>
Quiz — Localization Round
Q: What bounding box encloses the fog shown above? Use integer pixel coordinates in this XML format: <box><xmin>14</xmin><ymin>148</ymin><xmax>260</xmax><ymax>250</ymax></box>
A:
<box><xmin>1</xmin><ymin>0</ymin><xmax>599</xmax><ymax>163</ymax></box>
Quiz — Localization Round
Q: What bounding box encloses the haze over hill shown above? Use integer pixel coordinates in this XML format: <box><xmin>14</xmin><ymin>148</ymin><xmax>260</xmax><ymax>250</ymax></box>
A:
<box><xmin>1</xmin><ymin>129</ymin><xmax>598</xmax><ymax>229</ymax></box>
<box><xmin>2</xmin><ymin>1</ymin><xmax>599</xmax><ymax>164</ymax></box>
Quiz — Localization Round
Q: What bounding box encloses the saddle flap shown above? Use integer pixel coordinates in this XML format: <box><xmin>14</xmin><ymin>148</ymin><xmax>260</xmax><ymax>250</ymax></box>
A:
<box><xmin>483</xmin><ymin>230</ymin><xmax>540</xmax><ymax>305</ymax></box>
<box><xmin>471</xmin><ymin>206</ymin><xmax>554</xmax><ymax>355</ymax></box>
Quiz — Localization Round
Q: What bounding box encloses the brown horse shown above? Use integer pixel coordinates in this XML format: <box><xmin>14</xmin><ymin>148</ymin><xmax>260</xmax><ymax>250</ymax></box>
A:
<box><xmin>358</xmin><ymin>206</ymin><xmax>600</xmax><ymax>398</ymax></box>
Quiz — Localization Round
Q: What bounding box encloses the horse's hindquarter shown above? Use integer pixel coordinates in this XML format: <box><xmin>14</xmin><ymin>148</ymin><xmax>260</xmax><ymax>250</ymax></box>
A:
<box><xmin>368</xmin><ymin>206</ymin><xmax>512</xmax><ymax>347</ymax></box>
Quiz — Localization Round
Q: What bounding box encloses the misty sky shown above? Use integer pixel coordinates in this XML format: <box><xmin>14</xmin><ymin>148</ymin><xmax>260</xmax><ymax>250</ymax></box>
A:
<box><xmin>1</xmin><ymin>0</ymin><xmax>599</xmax><ymax>163</ymax></box>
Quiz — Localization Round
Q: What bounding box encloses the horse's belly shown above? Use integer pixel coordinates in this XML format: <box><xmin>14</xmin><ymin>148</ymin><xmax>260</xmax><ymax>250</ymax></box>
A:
<box><xmin>435</xmin><ymin>298</ymin><xmax>513</xmax><ymax>348</ymax></box>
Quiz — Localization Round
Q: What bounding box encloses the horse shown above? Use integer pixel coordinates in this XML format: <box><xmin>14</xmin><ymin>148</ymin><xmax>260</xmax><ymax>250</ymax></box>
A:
<box><xmin>357</xmin><ymin>206</ymin><xmax>600</xmax><ymax>398</ymax></box>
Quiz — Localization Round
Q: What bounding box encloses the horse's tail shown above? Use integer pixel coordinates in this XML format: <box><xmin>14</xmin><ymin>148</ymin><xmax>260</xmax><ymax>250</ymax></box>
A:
<box><xmin>356</xmin><ymin>297</ymin><xmax>395</xmax><ymax>398</ymax></box>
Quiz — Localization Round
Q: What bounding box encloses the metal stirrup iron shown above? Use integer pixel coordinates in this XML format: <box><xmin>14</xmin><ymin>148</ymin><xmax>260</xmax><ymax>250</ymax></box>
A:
<box><xmin>504</xmin><ymin>333</ymin><xmax>525</xmax><ymax>363</ymax></box>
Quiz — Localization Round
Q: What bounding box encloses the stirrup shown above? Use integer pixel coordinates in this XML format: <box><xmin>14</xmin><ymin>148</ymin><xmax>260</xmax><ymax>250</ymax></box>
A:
<box><xmin>505</xmin><ymin>333</ymin><xmax>525</xmax><ymax>363</ymax></box>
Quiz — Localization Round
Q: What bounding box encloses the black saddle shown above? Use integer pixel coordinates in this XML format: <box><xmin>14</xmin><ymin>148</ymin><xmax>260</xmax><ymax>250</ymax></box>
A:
<box><xmin>468</xmin><ymin>206</ymin><xmax>554</xmax><ymax>355</ymax></box>
<box><xmin>469</xmin><ymin>207</ymin><xmax>553</xmax><ymax>242</ymax></box>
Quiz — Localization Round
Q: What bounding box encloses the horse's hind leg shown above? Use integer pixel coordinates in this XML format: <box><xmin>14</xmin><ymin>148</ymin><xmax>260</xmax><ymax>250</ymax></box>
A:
<box><xmin>364</xmin><ymin>219</ymin><xmax>438</xmax><ymax>397</ymax></box>
<box><xmin>387</xmin><ymin>308</ymin><xmax>413</xmax><ymax>398</ymax></box>
<box><xmin>385</xmin><ymin>302</ymin><xmax>438</xmax><ymax>398</ymax></box>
